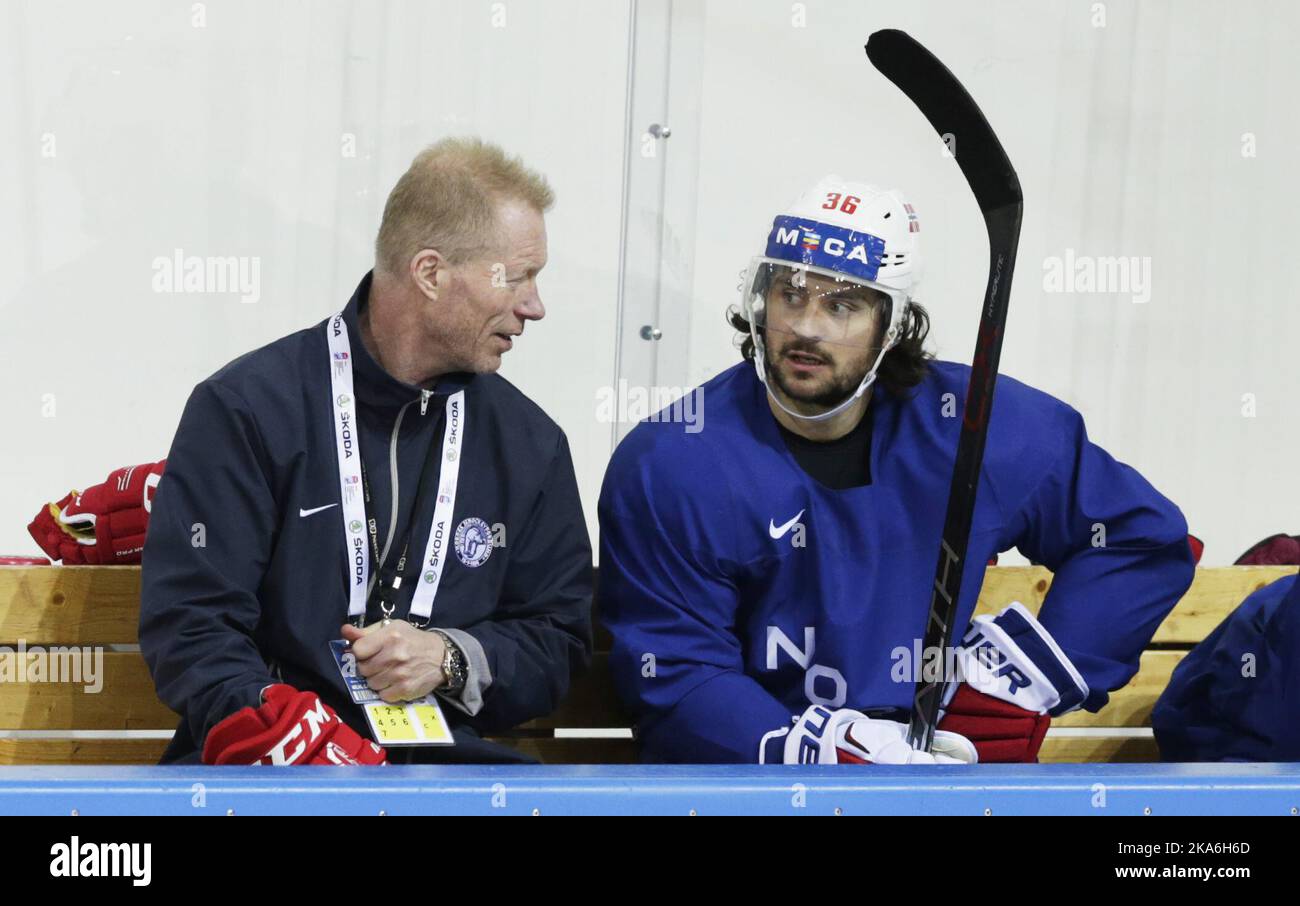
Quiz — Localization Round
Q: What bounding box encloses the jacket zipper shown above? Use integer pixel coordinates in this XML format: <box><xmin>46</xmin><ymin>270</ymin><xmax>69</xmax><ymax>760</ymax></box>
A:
<box><xmin>372</xmin><ymin>398</ymin><xmax>415</xmax><ymax>580</ymax></box>
<box><xmin>375</xmin><ymin>391</ymin><xmax>435</xmax><ymax>578</ymax></box>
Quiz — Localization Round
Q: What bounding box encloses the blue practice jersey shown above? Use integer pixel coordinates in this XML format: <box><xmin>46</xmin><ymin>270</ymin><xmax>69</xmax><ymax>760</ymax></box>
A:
<box><xmin>1153</xmin><ymin>573</ymin><xmax>1299</xmax><ymax>761</ymax></box>
<box><xmin>598</xmin><ymin>360</ymin><xmax>1195</xmax><ymax>763</ymax></box>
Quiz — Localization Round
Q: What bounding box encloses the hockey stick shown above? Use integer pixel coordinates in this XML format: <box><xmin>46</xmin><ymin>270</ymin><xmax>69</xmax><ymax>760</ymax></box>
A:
<box><xmin>864</xmin><ymin>29</ymin><xmax>1024</xmax><ymax>753</ymax></box>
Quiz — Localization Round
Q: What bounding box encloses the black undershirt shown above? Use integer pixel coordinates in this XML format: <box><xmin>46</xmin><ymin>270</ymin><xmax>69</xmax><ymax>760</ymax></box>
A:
<box><xmin>776</xmin><ymin>405</ymin><xmax>874</xmax><ymax>490</ymax></box>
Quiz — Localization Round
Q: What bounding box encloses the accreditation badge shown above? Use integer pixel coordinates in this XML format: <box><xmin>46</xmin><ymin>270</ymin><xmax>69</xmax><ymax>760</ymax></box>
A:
<box><xmin>329</xmin><ymin>639</ymin><xmax>379</xmax><ymax>704</ymax></box>
<box><xmin>330</xmin><ymin>639</ymin><xmax>456</xmax><ymax>746</ymax></box>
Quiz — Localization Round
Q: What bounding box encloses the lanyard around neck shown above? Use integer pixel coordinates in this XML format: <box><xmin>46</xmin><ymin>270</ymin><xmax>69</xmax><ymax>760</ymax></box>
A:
<box><xmin>327</xmin><ymin>312</ymin><xmax>466</xmax><ymax>626</ymax></box>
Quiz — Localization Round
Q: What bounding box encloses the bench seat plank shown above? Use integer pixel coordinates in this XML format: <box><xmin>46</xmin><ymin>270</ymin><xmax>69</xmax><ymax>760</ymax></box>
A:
<box><xmin>0</xmin><ymin>651</ymin><xmax>177</xmax><ymax>731</ymax></box>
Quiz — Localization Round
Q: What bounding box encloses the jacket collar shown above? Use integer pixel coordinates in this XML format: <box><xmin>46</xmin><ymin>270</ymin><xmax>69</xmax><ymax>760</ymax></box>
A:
<box><xmin>339</xmin><ymin>271</ymin><xmax>474</xmax><ymax>414</ymax></box>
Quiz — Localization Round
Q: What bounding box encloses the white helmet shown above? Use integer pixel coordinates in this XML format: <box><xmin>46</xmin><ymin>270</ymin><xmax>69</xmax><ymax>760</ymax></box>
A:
<box><xmin>742</xmin><ymin>176</ymin><xmax>922</xmax><ymax>422</ymax></box>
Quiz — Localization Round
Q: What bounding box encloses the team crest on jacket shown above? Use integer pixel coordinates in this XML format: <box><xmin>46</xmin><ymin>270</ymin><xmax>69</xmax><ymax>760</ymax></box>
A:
<box><xmin>454</xmin><ymin>517</ymin><xmax>493</xmax><ymax>568</ymax></box>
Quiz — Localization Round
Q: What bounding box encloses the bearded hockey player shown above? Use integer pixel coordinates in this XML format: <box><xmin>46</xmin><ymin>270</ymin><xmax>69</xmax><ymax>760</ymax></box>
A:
<box><xmin>598</xmin><ymin>177</ymin><xmax>1196</xmax><ymax>764</ymax></box>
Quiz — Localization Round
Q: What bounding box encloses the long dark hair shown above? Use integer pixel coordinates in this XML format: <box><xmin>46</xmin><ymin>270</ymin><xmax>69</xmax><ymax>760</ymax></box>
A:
<box><xmin>728</xmin><ymin>298</ymin><xmax>934</xmax><ymax>399</ymax></box>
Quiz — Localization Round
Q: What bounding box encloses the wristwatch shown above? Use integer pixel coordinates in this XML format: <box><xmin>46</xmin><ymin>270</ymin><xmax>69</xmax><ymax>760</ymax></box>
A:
<box><xmin>433</xmin><ymin>630</ymin><xmax>467</xmax><ymax>696</ymax></box>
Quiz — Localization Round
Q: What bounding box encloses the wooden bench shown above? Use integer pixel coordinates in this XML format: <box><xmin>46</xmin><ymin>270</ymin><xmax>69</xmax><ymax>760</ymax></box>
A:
<box><xmin>0</xmin><ymin>565</ymin><xmax>1294</xmax><ymax>765</ymax></box>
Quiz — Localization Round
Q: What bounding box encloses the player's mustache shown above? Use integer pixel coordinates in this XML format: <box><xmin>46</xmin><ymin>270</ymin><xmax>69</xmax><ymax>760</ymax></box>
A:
<box><xmin>781</xmin><ymin>343</ymin><xmax>832</xmax><ymax>363</ymax></box>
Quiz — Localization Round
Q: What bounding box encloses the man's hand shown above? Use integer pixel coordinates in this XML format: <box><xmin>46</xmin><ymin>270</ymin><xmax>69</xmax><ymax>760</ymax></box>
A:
<box><xmin>340</xmin><ymin>622</ymin><xmax>445</xmax><ymax>702</ymax></box>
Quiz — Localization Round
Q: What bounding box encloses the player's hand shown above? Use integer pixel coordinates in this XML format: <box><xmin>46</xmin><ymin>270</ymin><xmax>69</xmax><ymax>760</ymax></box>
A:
<box><xmin>341</xmin><ymin>621</ymin><xmax>446</xmax><ymax>702</ymax></box>
<box><xmin>938</xmin><ymin>601</ymin><xmax>1089</xmax><ymax>762</ymax></box>
<box><xmin>202</xmin><ymin>684</ymin><xmax>388</xmax><ymax>765</ymax></box>
<box><xmin>771</xmin><ymin>704</ymin><xmax>977</xmax><ymax>765</ymax></box>
<box><xmin>27</xmin><ymin>459</ymin><xmax>165</xmax><ymax>564</ymax></box>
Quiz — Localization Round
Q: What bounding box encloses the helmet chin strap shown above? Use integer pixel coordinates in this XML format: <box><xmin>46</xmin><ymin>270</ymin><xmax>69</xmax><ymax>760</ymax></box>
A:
<box><xmin>755</xmin><ymin>339</ymin><xmax>893</xmax><ymax>424</ymax></box>
<box><xmin>765</xmin><ymin>371</ymin><xmax>876</xmax><ymax>423</ymax></box>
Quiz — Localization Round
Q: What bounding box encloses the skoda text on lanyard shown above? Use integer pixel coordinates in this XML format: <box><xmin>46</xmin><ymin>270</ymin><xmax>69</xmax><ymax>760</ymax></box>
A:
<box><xmin>327</xmin><ymin>312</ymin><xmax>465</xmax><ymax>627</ymax></box>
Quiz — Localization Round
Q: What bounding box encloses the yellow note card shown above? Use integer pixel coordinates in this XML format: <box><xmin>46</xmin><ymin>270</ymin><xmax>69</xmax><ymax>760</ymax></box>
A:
<box><xmin>363</xmin><ymin>696</ymin><xmax>455</xmax><ymax>747</ymax></box>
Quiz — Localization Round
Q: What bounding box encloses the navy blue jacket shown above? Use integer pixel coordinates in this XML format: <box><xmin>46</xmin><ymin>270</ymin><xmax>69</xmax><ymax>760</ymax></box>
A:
<box><xmin>1153</xmin><ymin>573</ymin><xmax>1299</xmax><ymax>761</ymax></box>
<box><xmin>140</xmin><ymin>272</ymin><xmax>593</xmax><ymax>763</ymax></box>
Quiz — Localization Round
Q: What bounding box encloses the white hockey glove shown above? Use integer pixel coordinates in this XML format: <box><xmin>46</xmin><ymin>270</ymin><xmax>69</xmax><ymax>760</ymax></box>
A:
<box><xmin>761</xmin><ymin>704</ymin><xmax>978</xmax><ymax>765</ymax></box>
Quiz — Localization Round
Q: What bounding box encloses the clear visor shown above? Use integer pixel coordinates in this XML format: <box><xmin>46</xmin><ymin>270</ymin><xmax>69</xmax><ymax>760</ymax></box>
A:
<box><xmin>742</xmin><ymin>259</ymin><xmax>895</xmax><ymax>350</ymax></box>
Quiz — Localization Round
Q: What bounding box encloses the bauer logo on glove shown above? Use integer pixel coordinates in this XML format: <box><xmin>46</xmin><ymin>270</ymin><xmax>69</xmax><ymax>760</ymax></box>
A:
<box><xmin>938</xmin><ymin>602</ymin><xmax>1090</xmax><ymax>763</ymax></box>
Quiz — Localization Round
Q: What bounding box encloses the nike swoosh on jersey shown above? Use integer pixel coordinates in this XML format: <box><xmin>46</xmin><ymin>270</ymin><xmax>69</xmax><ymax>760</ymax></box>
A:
<box><xmin>299</xmin><ymin>504</ymin><xmax>339</xmax><ymax>517</ymax></box>
<box><xmin>769</xmin><ymin>509</ymin><xmax>805</xmax><ymax>539</ymax></box>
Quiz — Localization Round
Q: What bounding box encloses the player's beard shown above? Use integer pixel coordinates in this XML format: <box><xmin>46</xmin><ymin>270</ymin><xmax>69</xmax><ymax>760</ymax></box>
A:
<box><xmin>766</xmin><ymin>336</ymin><xmax>875</xmax><ymax>411</ymax></box>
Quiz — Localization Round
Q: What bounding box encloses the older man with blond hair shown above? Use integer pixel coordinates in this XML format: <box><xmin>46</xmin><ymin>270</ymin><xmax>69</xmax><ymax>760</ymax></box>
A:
<box><xmin>140</xmin><ymin>138</ymin><xmax>592</xmax><ymax>765</ymax></box>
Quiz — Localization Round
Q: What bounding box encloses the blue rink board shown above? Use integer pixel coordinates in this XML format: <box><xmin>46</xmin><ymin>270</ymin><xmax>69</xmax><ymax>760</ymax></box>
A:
<box><xmin>0</xmin><ymin>764</ymin><xmax>1298</xmax><ymax>815</ymax></box>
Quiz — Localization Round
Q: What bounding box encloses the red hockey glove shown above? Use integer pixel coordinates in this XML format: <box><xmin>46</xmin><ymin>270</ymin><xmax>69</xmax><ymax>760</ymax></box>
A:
<box><xmin>939</xmin><ymin>683</ymin><xmax>1051</xmax><ymax>763</ymax></box>
<box><xmin>202</xmin><ymin>685</ymin><xmax>388</xmax><ymax>766</ymax></box>
<box><xmin>939</xmin><ymin>602</ymin><xmax>1089</xmax><ymax>763</ymax></box>
<box><xmin>27</xmin><ymin>460</ymin><xmax>166</xmax><ymax>564</ymax></box>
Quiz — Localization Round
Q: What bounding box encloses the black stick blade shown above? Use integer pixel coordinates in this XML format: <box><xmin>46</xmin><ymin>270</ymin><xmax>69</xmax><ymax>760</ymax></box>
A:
<box><xmin>866</xmin><ymin>29</ymin><xmax>1022</xmax><ymax>213</ymax></box>
<box><xmin>866</xmin><ymin>29</ymin><xmax>1025</xmax><ymax>753</ymax></box>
